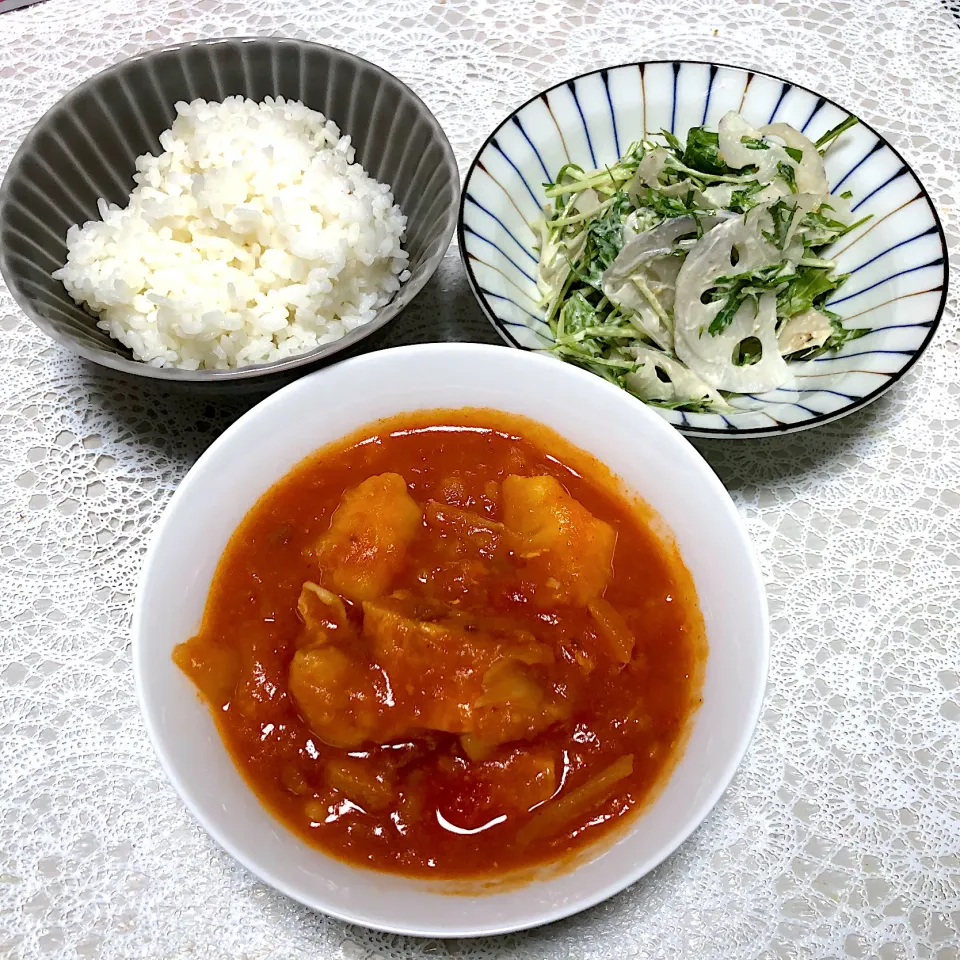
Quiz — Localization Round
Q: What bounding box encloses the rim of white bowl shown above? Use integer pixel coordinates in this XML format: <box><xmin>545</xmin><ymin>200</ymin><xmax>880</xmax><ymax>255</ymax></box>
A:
<box><xmin>132</xmin><ymin>342</ymin><xmax>769</xmax><ymax>937</ymax></box>
<box><xmin>457</xmin><ymin>59</ymin><xmax>949</xmax><ymax>440</ymax></box>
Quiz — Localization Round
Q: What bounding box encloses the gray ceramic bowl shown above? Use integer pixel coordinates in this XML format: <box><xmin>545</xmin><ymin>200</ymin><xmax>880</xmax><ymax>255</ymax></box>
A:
<box><xmin>0</xmin><ymin>37</ymin><xmax>459</xmax><ymax>385</ymax></box>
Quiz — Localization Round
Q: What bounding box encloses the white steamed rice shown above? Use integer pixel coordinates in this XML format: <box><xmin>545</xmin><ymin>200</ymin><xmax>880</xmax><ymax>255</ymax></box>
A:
<box><xmin>53</xmin><ymin>96</ymin><xmax>410</xmax><ymax>370</ymax></box>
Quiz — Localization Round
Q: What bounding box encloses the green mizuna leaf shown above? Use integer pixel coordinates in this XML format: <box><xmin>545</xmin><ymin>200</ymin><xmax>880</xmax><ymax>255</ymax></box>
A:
<box><xmin>532</xmin><ymin>110</ymin><xmax>873</xmax><ymax>412</ymax></box>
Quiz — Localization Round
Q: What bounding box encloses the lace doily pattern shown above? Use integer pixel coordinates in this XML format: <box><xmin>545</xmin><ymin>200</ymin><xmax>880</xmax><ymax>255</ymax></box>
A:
<box><xmin>1</xmin><ymin>2</ymin><xmax>958</xmax><ymax>958</ymax></box>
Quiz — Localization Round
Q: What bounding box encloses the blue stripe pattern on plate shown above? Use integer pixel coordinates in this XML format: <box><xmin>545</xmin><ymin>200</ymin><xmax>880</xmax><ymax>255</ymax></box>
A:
<box><xmin>459</xmin><ymin>61</ymin><xmax>947</xmax><ymax>438</ymax></box>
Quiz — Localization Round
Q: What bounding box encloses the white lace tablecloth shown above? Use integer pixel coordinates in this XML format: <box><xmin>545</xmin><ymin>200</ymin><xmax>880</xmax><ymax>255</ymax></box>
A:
<box><xmin>1</xmin><ymin>2</ymin><xmax>959</xmax><ymax>958</ymax></box>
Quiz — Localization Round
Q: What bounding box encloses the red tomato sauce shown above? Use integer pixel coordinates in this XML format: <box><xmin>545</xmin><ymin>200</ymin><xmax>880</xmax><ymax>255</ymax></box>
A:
<box><xmin>174</xmin><ymin>409</ymin><xmax>706</xmax><ymax>878</ymax></box>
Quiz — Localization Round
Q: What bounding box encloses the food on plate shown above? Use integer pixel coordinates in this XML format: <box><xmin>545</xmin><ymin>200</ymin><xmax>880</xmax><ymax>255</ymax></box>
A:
<box><xmin>536</xmin><ymin>111</ymin><xmax>869</xmax><ymax>411</ymax></box>
<box><xmin>53</xmin><ymin>97</ymin><xmax>408</xmax><ymax>370</ymax></box>
<box><xmin>173</xmin><ymin>409</ymin><xmax>706</xmax><ymax>878</ymax></box>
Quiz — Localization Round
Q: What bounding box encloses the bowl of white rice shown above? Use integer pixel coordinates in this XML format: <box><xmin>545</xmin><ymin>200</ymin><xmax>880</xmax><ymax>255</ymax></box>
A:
<box><xmin>0</xmin><ymin>38</ymin><xmax>459</xmax><ymax>384</ymax></box>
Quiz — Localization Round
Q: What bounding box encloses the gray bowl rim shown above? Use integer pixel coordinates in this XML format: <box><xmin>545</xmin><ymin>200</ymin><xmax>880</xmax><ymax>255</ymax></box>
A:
<box><xmin>0</xmin><ymin>36</ymin><xmax>460</xmax><ymax>382</ymax></box>
<box><xmin>456</xmin><ymin>58</ymin><xmax>949</xmax><ymax>439</ymax></box>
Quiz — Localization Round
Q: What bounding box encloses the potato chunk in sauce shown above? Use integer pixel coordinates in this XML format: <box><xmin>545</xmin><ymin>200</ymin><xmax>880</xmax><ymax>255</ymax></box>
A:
<box><xmin>502</xmin><ymin>474</ymin><xmax>616</xmax><ymax>606</ymax></box>
<box><xmin>310</xmin><ymin>472</ymin><xmax>422</xmax><ymax>602</ymax></box>
<box><xmin>174</xmin><ymin>410</ymin><xmax>705</xmax><ymax>879</ymax></box>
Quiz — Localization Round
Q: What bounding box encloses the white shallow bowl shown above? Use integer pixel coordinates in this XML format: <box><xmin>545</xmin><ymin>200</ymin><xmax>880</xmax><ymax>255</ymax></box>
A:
<box><xmin>133</xmin><ymin>342</ymin><xmax>769</xmax><ymax>937</ymax></box>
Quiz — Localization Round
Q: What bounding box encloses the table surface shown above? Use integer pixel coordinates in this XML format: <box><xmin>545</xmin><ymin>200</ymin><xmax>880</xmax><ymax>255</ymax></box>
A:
<box><xmin>2</xmin><ymin>1</ymin><xmax>959</xmax><ymax>958</ymax></box>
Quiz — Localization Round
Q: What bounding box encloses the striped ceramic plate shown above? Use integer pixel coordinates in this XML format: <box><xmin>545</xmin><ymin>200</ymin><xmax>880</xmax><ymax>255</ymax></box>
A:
<box><xmin>458</xmin><ymin>61</ymin><xmax>947</xmax><ymax>438</ymax></box>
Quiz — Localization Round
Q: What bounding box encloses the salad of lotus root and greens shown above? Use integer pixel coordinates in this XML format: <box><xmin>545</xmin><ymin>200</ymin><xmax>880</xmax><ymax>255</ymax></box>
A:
<box><xmin>535</xmin><ymin>111</ymin><xmax>870</xmax><ymax>412</ymax></box>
